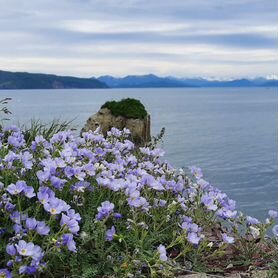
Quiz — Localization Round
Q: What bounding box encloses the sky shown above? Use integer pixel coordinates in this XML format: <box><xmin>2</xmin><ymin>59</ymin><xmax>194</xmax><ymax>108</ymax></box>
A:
<box><xmin>0</xmin><ymin>0</ymin><xmax>277</xmax><ymax>79</ymax></box>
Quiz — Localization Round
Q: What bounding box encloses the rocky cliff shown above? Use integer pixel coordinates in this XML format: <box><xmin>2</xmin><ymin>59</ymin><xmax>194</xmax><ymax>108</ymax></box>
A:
<box><xmin>83</xmin><ymin>107</ymin><xmax>151</xmax><ymax>144</ymax></box>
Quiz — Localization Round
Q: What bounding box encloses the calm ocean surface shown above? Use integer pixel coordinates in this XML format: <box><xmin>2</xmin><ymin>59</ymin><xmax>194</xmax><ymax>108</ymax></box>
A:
<box><xmin>0</xmin><ymin>87</ymin><xmax>277</xmax><ymax>219</ymax></box>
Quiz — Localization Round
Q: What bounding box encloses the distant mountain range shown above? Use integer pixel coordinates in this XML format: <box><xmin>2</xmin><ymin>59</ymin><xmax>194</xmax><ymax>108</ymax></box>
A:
<box><xmin>98</xmin><ymin>74</ymin><xmax>278</xmax><ymax>88</ymax></box>
<box><xmin>98</xmin><ymin>74</ymin><xmax>196</xmax><ymax>88</ymax></box>
<box><xmin>0</xmin><ymin>70</ymin><xmax>107</xmax><ymax>89</ymax></box>
<box><xmin>0</xmin><ymin>70</ymin><xmax>277</xmax><ymax>89</ymax></box>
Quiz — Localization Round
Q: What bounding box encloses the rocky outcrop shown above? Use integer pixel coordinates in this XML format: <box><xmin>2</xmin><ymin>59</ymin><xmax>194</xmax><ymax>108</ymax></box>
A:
<box><xmin>82</xmin><ymin>108</ymin><xmax>151</xmax><ymax>144</ymax></box>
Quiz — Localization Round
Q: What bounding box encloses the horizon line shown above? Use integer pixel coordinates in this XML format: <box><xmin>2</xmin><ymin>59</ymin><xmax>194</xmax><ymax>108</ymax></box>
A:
<box><xmin>1</xmin><ymin>69</ymin><xmax>277</xmax><ymax>81</ymax></box>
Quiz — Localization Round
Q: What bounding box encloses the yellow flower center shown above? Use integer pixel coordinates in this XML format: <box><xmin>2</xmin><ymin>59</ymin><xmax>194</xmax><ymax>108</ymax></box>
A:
<box><xmin>50</xmin><ymin>208</ymin><xmax>57</xmax><ymax>214</ymax></box>
<box><xmin>21</xmin><ymin>248</ymin><xmax>27</xmax><ymax>255</ymax></box>
<box><xmin>120</xmin><ymin>262</ymin><xmax>128</xmax><ymax>269</ymax></box>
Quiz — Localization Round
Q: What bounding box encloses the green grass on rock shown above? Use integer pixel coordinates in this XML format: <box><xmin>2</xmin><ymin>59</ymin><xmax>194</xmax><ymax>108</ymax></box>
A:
<box><xmin>101</xmin><ymin>98</ymin><xmax>147</xmax><ymax>119</ymax></box>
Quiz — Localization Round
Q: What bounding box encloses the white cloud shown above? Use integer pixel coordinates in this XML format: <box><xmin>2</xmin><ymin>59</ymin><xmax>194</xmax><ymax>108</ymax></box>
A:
<box><xmin>60</xmin><ymin>19</ymin><xmax>189</xmax><ymax>34</ymax></box>
<box><xmin>0</xmin><ymin>0</ymin><xmax>277</xmax><ymax>77</ymax></box>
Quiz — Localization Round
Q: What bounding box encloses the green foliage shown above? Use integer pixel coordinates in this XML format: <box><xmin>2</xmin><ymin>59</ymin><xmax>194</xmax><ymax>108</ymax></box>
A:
<box><xmin>101</xmin><ymin>98</ymin><xmax>148</xmax><ymax>119</ymax></box>
<box><xmin>21</xmin><ymin>119</ymin><xmax>75</xmax><ymax>143</ymax></box>
<box><xmin>147</xmin><ymin>127</ymin><xmax>165</xmax><ymax>149</ymax></box>
<box><xmin>268</xmin><ymin>239</ymin><xmax>278</xmax><ymax>277</ymax></box>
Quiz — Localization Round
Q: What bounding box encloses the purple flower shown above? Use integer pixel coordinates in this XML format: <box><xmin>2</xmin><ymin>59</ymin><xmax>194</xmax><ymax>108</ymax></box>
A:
<box><xmin>114</xmin><ymin>213</ymin><xmax>122</xmax><ymax>219</ymax></box>
<box><xmin>268</xmin><ymin>210</ymin><xmax>278</xmax><ymax>219</ymax></box>
<box><xmin>51</xmin><ymin>131</ymin><xmax>72</xmax><ymax>144</ymax></box>
<box><xmin>44</xmin><ymin>198</ymin><xmax>70</xmax><ymax>215</ymax></box>
<box><xmin>19</xmin><ymin>266</ymin><xmax>37</xmax><ymax>275</ymax></box>
<box><xmin>149</xmin><ymin>180</ymin><xmax>165</xmax><ymax>191</ymax></box>
<box><xmin>71</xmin><ymin>181</ymin><xmax>91</xmax><ymax>193</ymax></box>
<box><xmin>127</xmin><ymin>190</ymin><xmax>149</xmax><ymax>209</ymax></box>
<box><xmin>67</xmin><ymin>209</ymin><xmax>81</xmax><ymax>222</ymax></box>
<box><xmin>60</xmin><ymin>214</ymin><xmax>80</xmax><ymax>234</ymax></box>
<box><xmin>123</xmin><ymin>128</ymin><xmax>131</xmax><ymax>135</ymax></box>
<box><xmin>182</xmin><ymin>216</ymin><xmax>193</xmax><ymax>223</ymax></box>
<box><xmin>50</xmin><ymin>176</ymin><xmax>67</xmax><ymax>190</ymax></box>
<box><xmin>64</xmin><ymin>166</ymin><xmax>75</xmax><ymax>178</ymax></box>
<box><xmin>31</xmin><ymin>135</ymin><xmax>46</xmax><ymax>151</ymax></box>
<box><xmin>197</xmin><ymin>178</ymin><xmax>209</xmax><ymax>189</ymax></box>
<box><xmin>7</xmin><ymin>181</ymin><xmax>35</xmax><ymax>198</ymax></box>
<box><xmin>5</xmin><ymin>202</ymin><xmax>16</xmax><ymax>212</ymax></box>
<box><xmin>187</xmin><ymin>232</ymin><xmax>201</xmax><ymax>245</ymax></box>
<box><xmin>13</xmin><ymin>224</ymin><xmax>22</xmax><ymax>233</ymax></box>
<box><xmin>107</xmin><ymin>127</ymin><xmax>122</xmax><ymax>137</ymax></box>
<box><xmin>201</xmin><ymin>194</ymin><xmax>218</xmax><ymax>211</ymax></box>
<box><xmin>158</xmin><ymin>199</ymin><xmax>167</xmax><ymax>207</ymax></box>
<box><xmin>6</xmin><ymin>244</ymin><xmax>17</xmax><ymax>256</ymax></box>
<box><xmin>96</xmin><ymin>201</ymin><xmax>115</xmax><ymax>221</ymax></box>
<box><xmin>182</xmin><ymin>222</ymin><xmax>199</xmax><ymax>233</ymax></box>
<box><xmin>23</xmin><ymin>186</ymin><xmax>35</xmax><ymax>198</ymax></box>
<box><xmin>128</xmin><ymin>196</ymin><xmax>149</xmax><ymax>209</ymax></box>
<box><xmin>246</xmin><ymin>216</ymin><xmax>260</xmax><ymax>226</ymax></box>
<box><xmin>8</xmin><ymin>133</ymin><xmax>25</xmax><ymax>148</ymax></box>
<box><xmin>82</xmin><ymin>163</ymin><xmax>95</xmax><ymax>176</ymax></box>
<box><xmin>6</xmin><ymin>260</ymin><xmax>13</xmax><ymax>268</ymax></box>
<box><xmin>25</xmin><ymin>218</ymin><xmax>37</xmax><ymax>230</ymax></box>
<box><xmin>62</xmin><ymin>233</ymin><xmax>77</xmax><ymax>252</ymax></box>
<box><xmin>21</xmin><ymin>151</ymin><xmax>33</xmax><ymax>169</ymax></box>
<box><xmin>151</xmin><ymin>148</ymin><xmax>165</xmax><ymax>157</ymax></box>
<box><xmin>0</xmin><ymin>269</ymin><xmax>12</xmax><ymax>278</ymax></box>
<box><xmin>0</xmin><ymin>228</ymin><xmax>6</xmax><ymax>236</ymax></box>
<box><xmin>190</xmin><ymin>166</ymin><xmax>203</xmax><ymax>179</ymax></box>
<box><xmin>105</xmin><ymin>226</ymin><xmax>116</xmax><ymax>241</ymax></box>
<box><xmin>7</xmin><ymin>181</ymin><xmax>26</xmax><ymax>195</ymax></box>
<box><xmin>10</xmin><ymin>211</ymin><xmax>21</xmax><ymax>224</ymax></box>
<box><xmin>223</xmin><ymin>199</ymin><xmax>236</xmax><ymax>211</ymax></box>
<box><xmin>217</xmin><ymin>208</ymin><xmax>237</xmax><ymax>219</ymax></box>
<box><xmin>36</xmin><ymin>170</ymin><xmax>51</xmax><ymax>183</ymax></box>
<box><xmin>222</xmin><ymin>233</ymin><xmax>235</xmax><ymax>244</ymax></box>
<box><xmin>36</xmin><ymin>221</ymin><xmax>50</xmax><ymax>235</ymax></box>
<box><xmin>3</xmin><ymin>151</ymin><xmax>19</xmax><ymax>166</ymax></box>
<box><xmin>41</xmin><ymin>158</ymin><xmax>57</xmax><ymax>175</ymax></box>
<box><xmin>15</xmin><ymin>240</ymin><xmax>36</xmax><ymax>257</ymax></box>
<box><xmin>4</xmin><ymin>125</ymin><xmax>20</xmax><ymax>132</ymax></box>
<box><xmin>272</xmin><ymin>225</ymin><xmax>278</xmax><ymax>237</ymax></box>
<box><xmin>37</xmin><ymin>186</ymin><xmax>55</xmax><ymax>204</ymax></box>
<box><xmin>31</xmin><ymin>245</ymin><xmax>44</xmax><ymax>261</ymax></box>
<box><xmin>139</xmin><ymin>147</ymin><xmax>151</xmax><ymax>156</ymax></box>
<box><xmin>54</xmin><ymin>157</ymin><xmax>66</xmax><ymax>168</ymax></box>
<box><xmin>73</xmin><ymin>167</ymin><xmax>86</xmax><ymax>181</ymax></box>
<box><xmin>157</xmin><ymin>244</ymin><xmax>167</xmax><ymax>261</ymax></box>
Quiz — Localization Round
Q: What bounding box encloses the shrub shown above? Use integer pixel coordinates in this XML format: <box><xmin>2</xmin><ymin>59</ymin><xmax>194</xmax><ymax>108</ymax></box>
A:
<box><xmin>0</xmin><ymin>125</ymin><xmax>277</xmax><ymax>277</ymax></box>
<box><xmin>101</xmin><ymin>98</ymin><xmax>148</xmax><ymax>119</ymax></box>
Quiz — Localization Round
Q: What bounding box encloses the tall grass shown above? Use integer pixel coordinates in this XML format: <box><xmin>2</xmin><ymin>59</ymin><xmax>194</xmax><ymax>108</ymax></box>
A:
<box><xmin>21</xmin><ymin>119</ymin><xmax>75</xmax><ymax>143</ymax></box>
<box><xmin>0</xmin><ymin>97</ymin><xmax>12</xmax><ymax>123</ymax></box>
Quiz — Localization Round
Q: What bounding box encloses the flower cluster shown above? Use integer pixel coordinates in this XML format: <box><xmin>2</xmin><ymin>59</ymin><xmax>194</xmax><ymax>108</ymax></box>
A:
<box><xmin>0</xmin><ymin>125</ymin><xmax>277</xmax><ymax>277</ymax></box>
<box><xmin>0</xmin><ymin>126</ymin><xmax>82</xmax><ymax>276</ymax></box>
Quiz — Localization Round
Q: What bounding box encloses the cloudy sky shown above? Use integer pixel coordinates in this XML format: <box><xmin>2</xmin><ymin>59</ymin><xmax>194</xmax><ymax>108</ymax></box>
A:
<box><xmin>0</xmin><ymin>0</ymin><xmax>277</xmax><ymax>78</ymax></box>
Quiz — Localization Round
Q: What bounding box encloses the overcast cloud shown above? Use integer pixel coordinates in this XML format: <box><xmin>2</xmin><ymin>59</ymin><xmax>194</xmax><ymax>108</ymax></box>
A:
<box><xmin>0</xmin><ymin>0</ymin><xmax>277</xmax><ymax>78</ymax></box>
